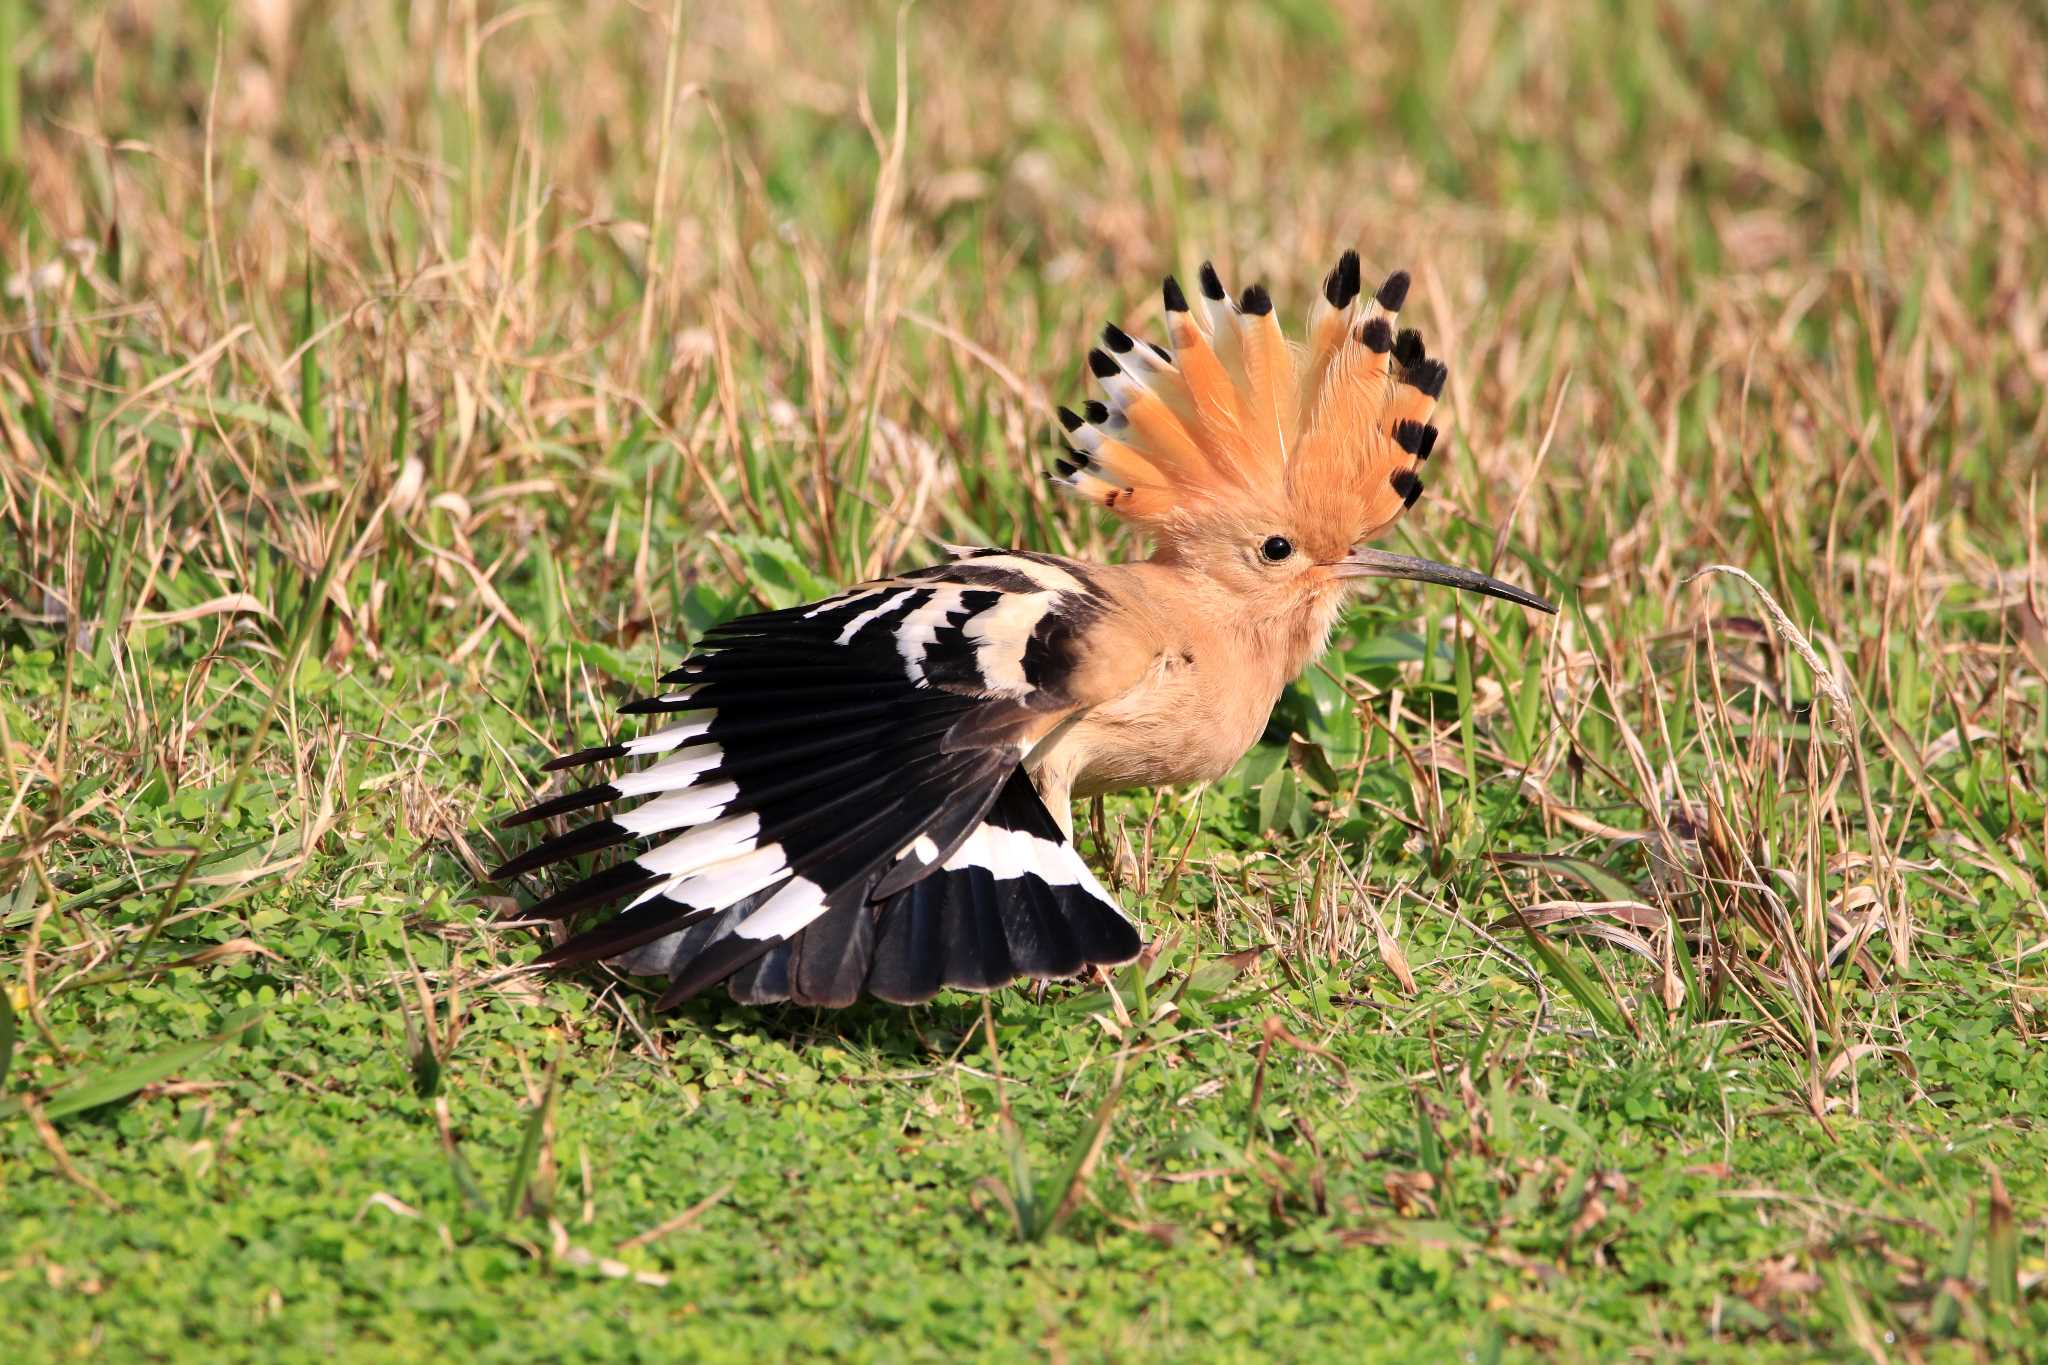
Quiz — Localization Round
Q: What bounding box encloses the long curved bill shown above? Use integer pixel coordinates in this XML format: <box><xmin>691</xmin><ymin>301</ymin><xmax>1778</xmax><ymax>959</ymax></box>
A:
<box><xmin>1334</xmin><ymin>546</ymin><xmax>1557</xmax><ymax>614</ymax></box>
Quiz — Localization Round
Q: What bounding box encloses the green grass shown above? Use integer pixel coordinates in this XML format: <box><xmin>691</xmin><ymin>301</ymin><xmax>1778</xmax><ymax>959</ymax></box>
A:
<box><xmin>4</xmin><ymin>0</ymin><xmax>2046</xmax><ymax>1358</ymax></box>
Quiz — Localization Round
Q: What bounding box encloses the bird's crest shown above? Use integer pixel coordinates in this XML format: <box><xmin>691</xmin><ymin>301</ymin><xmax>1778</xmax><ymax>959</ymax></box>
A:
<box><xmin>1055</xmin><ymin>253</ymin><xmax>1442</xmax><ymax>549</ymax></box>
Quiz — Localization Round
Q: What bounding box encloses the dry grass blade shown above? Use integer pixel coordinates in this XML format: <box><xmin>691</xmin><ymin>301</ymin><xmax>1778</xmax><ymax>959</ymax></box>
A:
<box><xmin>1681</xmin><ymin>564</ymin><xmax>1855</xmax><ymax>742</ymax></box>
<box><xmin>615</xmin><ymin>1182</ymin><xmax>734</xmax><ymax>1252</ymax></box>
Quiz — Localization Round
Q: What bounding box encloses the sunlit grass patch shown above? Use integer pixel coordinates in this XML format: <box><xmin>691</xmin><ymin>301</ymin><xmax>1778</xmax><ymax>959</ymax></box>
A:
<box><xmin>2</xmin><ymin>0</ymin><xmax>2044</xmax><ymax>1357</ymax></box>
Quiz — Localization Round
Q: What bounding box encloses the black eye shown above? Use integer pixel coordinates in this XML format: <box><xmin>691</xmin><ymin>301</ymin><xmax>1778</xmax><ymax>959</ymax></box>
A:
<box><xmin>1259</xmin><ymin>535</ymin><xmax>1294</xmax><ymax>563</ymax></box>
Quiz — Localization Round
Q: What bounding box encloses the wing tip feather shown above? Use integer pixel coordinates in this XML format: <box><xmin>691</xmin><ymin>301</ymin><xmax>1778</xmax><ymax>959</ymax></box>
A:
<box><xmin>541</xmin><ymin>743</ymin><xmax>627</xmax><ymax>773</ymax></box>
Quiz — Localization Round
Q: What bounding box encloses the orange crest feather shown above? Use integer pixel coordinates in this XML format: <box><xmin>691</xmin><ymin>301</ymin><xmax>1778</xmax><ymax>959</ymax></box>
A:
<box><xmin>1053</xmin><ymin>253</ymin><xmax>1446</xmax><ymax>553</ymax></box>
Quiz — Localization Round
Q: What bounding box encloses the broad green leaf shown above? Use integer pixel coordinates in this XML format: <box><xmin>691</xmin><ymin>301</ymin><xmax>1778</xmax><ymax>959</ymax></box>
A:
<box><xmin>0</xmin><ymin>1009</ymin><xmax>264</xmax><ymax>1124</ymax></box>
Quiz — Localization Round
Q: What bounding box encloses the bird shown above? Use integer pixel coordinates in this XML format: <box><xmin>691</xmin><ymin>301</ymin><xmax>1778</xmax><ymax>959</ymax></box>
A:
<box><xmin>489</xmin><ymin>252</ymin><xmax>1555</xmax><ymax>1010</ymax></box>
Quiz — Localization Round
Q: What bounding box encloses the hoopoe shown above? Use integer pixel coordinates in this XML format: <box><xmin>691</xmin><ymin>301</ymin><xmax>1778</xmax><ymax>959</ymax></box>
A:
<box><xmin>492</xmin><ymin>254</ymin><xmax>1554</xmax><ymax>1009</ymax></box>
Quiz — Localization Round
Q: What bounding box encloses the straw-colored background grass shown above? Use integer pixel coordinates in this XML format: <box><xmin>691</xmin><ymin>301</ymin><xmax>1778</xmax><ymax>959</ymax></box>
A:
<box><xmin>3</xmin><ymin>0</ymin><xmax>2044</xmax><ymax>1357</ymax></box>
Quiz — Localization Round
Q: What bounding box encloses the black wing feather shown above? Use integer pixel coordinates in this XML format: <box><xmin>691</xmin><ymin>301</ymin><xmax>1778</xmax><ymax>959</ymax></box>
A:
<box><xmin>492</xmin><ymin>556</ymin><xmax>1141</xmax><ymax>1007</ymax></box>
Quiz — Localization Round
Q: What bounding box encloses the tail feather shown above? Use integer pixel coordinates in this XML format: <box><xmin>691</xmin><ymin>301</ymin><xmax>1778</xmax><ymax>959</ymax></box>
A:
<box><xmin>871</xmin><ymin>768</ymin><xmax>1140</xmax><ymax>1003</ymax></box>
<box><xmin>599</xmin><ymin>766</ymin><xmax>1140</xmax><ymax>1008</ymax></box>
<box><xmin>939</xmin><ymin>867</ymin><xmax>1015</xmax><ymax>993</ymax></box>
<box><xmin>790</xmin><ymin>896</ymin><xmax>880</xmax><ymax>1008</ymax></box>
<box><xmin>654</xmin><ymin>910</ymin><xmax>788</xmax><ymax>1007</ymax></box>
<box><xmin>866</xmin><ymin>876</ymin><xmax>947</xmax><ymax>1003</ymax></box>
<box><xmin>726</xmin><ymin>934</ymin><xmax>794</xmax><ymax>1005</ymax></box>
<box><xmin>994</xmin><ymin>874</ymin><xmax>1083</xmax><ymax>980</ymax></box>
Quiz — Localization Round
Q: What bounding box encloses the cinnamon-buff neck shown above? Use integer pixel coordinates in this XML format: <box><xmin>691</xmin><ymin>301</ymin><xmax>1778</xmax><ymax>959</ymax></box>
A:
<box><xmin>489</xmin><ymin>253</ymin><xmax>1556</xmax><ymax>1010</ymax></box>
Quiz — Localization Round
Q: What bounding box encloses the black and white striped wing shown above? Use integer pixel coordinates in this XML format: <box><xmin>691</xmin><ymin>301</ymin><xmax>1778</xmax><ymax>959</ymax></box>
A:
<box><xmin>491</xmin><ymin>552</ymin><xmax>1142</xmax><ymax>1009</ymax></box>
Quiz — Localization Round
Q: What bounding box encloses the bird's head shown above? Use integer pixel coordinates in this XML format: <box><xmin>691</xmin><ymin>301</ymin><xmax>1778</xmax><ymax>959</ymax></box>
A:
<box><xmin>1054</xmin><ymin>254</ymin><xmax>1553</xmax><ymax>623</ymax></box>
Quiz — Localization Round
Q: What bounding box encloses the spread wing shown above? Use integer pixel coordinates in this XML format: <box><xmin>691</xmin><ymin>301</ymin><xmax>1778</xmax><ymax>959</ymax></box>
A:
<box><xmin>490</xmin><ymin>550</ymin><xmax>1148</xmax><ymax>1008</ymax></box>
